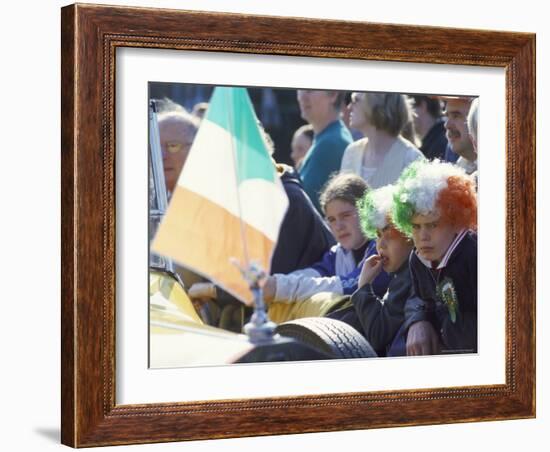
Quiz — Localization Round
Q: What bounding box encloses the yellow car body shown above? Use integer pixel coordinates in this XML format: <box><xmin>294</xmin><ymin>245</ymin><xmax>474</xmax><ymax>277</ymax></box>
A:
<box><xmin>149</xmin><ymin>271</ymin><xmax>254</xmax><ymax>367</ymax></box>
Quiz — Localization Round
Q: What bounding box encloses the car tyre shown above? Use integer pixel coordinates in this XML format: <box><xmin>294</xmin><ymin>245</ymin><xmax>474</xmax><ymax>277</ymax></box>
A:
<box><xmin>276</xmin><ymin>317</ymin><xmax>377</xmax><ymax>359</ymax></box>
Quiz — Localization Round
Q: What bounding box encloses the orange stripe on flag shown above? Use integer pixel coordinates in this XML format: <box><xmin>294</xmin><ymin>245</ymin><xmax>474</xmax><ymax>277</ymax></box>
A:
<box><xmin>152</xmin><ymin>186</ymin><xmax>274</xmax><ymax>306</ymax></box>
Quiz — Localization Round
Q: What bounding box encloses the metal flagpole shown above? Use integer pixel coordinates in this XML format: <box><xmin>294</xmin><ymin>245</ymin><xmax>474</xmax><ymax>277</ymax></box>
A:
<box><xmin>225</xmin><ymin>88</ymin><xmax>277</xmax><ymax>343</ymax></box>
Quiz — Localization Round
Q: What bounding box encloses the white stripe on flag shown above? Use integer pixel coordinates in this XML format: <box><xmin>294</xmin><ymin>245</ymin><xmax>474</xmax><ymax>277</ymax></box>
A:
<box><xmin>177</xmin><ymin>118</ymin><xmax>239</xmax><ymax>212</ymax></box>
<box><xmin>176</xmin><ymin>117</ymin><xmax>287</xmax><ymax>241</ymax></box>
<box><xmin>238</xmin><ymin>179</ymin><xmax>288</xmax><ymax>242</ymax></box>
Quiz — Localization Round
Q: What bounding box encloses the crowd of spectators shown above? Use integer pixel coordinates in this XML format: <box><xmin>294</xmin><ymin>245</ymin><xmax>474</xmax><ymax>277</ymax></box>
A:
<box><xmin>151</xmin><ymin>88</ymin><xmax>480</xmax><ymax>356</ymax></box>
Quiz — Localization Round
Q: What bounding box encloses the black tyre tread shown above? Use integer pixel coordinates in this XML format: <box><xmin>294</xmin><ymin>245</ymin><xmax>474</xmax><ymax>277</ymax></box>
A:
<box><xmin>276</xmin><ymin>317</ymin><xmax>377</xmax><ymax>359</ymax></box>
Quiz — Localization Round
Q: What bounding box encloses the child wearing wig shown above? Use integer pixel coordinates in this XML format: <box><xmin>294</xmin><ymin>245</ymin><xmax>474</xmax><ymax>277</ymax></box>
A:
<box><xmin>329</xmin><ymin>184</ymin><xmax>415</xmax><ymax>356</ymax></box>
<box><xmin>263</xmin><ymin>173</ymin><xmax>389</xmax><ymax>306</ymax></box>
<box><xmin>392</xmin><ymin>159</ymin><xmax>478</xmax><ymax>355</ymax></box>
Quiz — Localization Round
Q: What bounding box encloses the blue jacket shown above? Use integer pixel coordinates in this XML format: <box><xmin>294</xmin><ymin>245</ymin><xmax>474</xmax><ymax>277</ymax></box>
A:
<box><xmin>299</xmin><ymin>120</ymin><xmax>353</xmax><ymax>212</ymax></box>
<box><xmin>272</xmin><ymin>241</ymin><xmax>390</xmax><ymax>303</ymax></box>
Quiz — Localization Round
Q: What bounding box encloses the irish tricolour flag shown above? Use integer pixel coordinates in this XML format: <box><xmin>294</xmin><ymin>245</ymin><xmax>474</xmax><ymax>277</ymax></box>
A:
<box><xmin>152</xmin><ymin>87</ymin><xmax>289</xmax><ymax>305</ymax></box>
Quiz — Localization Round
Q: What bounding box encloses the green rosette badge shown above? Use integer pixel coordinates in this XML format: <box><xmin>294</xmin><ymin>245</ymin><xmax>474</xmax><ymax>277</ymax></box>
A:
<box><xmin>436</xmin><ymin>277</ymin><xmax>458</xmax><ymax>323</ymax></box>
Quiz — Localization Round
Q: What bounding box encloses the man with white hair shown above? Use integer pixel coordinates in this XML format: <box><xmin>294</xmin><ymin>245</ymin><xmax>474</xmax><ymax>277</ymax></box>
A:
<box><xmin>467</xmin><ymin>97</ymin><xmax>479</xmax><ymax>153</ymax></box>
<box><xmin>466</xmin><ymin>98</ymin><xmax>479</xmax><ymax>184</ymax></box>
<box><xmin>156</xmin><ymin>101</ymin><xmax>200</xmax><ymax>193</ymax></box>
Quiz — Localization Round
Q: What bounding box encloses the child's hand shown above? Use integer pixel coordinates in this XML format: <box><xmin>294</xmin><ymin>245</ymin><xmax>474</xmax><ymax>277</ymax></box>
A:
<box><xmin>188</xmin><ymin>282</ymin><xmax>217</xmax><ymax>300</ymax></box>
<box><xmin>262</xmin><ymin>276</ymin><xmax>277</xmax><ymax>304</ymax></box>
<box><xmin>358</xmin><ymin>255</ymin><xmax>383</xmax><ymax>288</ymax></box>
<box><xmin>187</xmin><ymin>282</ymin><xmax>216</xmax><ymax>315</ymax></box>
<box><xmin>406</xmin><ymin>320</ymin><xmax>441</xmax><ymax>356</ymax></box>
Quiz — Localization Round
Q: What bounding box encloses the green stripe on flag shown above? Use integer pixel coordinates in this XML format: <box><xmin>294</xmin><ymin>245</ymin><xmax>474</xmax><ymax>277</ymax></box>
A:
<box><xmin>206</xmin><ymin>87</ymin><xmax>275</xmax><ymax>184</ymax></box>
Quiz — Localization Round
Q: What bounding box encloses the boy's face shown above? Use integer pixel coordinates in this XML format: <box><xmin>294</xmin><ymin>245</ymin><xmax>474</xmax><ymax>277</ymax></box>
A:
<box><xmin>376</xmin><ymin>226</ymin><xmax>413</xmax><ymax>273</ymax></box>
<box><xmin>411</xmin><ymin>212</ymin><xmax>460</xmax><ymax>264</ymax></box>
<box><xmin>290</xmin><ymin>132</ymin><xmax>312</xmax><ymax>165</ymax></box>
<box><xmin>325</xmin><ymin>199</ymin><xmax>366</xmax><ymax>251</ymax></box>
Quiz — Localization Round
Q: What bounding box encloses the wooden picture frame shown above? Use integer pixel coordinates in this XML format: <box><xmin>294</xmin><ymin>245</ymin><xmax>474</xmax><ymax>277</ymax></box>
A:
<box><xmin>61</xmin><ymin>3</ymin><xmax>535</xmax><ymax>447</ymax></box>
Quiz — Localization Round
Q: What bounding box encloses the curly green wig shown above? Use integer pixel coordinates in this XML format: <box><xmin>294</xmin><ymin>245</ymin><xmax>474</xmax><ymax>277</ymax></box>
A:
<box><xmin>391</xmin><ymin>159</ymin><xmax>477</xmax><ymax>237</ymax></box>
<box><xmin>358</xmin><ymin>184</ymin><xmax>397</xmax><ymax>239</ymax></box>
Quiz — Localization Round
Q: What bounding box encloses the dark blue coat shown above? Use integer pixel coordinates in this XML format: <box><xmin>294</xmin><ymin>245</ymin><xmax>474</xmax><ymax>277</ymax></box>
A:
<box><xmin>403</xmin><ymin>230</ymin><xmax>478</xmax><ymax>353</ymax></box>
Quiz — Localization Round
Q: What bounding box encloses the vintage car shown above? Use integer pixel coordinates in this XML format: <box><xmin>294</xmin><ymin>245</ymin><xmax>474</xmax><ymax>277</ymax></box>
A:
<box><xmin>148</xmin><ymin>100</ymin><xmax>376</xmax><ymax>367</ymax></box>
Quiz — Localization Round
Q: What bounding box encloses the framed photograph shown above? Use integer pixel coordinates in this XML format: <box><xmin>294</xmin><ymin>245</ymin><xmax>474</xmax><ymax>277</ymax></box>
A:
<box><xmin>61</xmin><ymin>3</ymin><xmax>535</xmax><ymax>447</ymax></box>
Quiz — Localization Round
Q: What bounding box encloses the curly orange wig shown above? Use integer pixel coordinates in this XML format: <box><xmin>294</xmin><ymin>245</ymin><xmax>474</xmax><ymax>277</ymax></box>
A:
<box><xmin>437</xmin><ymin>175</ymin><xmax>477</xmax><ymax>230</ymax></box>
<box><xmin>392</xmin><ymin>159</ymin><xmax>477</xmax><ymax>236</ymax></box>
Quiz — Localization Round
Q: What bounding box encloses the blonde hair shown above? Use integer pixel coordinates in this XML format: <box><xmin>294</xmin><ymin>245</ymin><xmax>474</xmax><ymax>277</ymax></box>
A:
<box><xmin>293</xmin><ymin>124</ymin><xmax>314</xmax><ymax>141</ymax></box>
<box><xmin>360</xmin><ymin>92</ymin><xmax>414</xmax><ymax>136</ymax></box>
